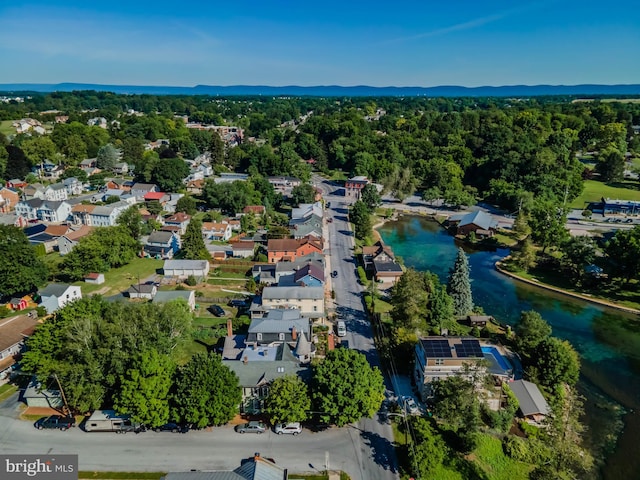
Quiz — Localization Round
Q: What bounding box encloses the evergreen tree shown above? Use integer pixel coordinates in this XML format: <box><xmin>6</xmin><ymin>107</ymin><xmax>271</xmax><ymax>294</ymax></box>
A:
<box><xmin>180</xmin><ymin>218</ymin><xmax>211</xmax><ymax>260</ymax></box>
<box><xmin>96</xmin><ymin>143</ymin><xmax>120</xmax><ymax>170</ymax></box>
<box><xmin>447</xmin><ymin>247</ymin><xmax>473</xmax><ymax>316</ymax></box>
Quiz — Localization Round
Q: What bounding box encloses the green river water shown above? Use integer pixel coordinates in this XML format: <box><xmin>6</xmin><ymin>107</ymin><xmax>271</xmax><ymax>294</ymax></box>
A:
<box><xmin>378</xmin><ymin>216</ymin><xmax>640</xmax><ymax>479</ymax></box>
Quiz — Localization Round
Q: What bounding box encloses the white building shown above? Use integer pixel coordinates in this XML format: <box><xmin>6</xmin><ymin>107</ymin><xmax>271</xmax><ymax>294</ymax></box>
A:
<box><xmin>38</xmin><ymin>284</ymin><xmax>82</xmax><ymax>314</ymax></box>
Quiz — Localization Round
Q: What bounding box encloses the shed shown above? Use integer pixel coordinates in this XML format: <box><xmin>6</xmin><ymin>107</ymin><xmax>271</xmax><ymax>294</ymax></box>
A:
<box><xmin>9</xmin><ymin>298</ymin><xmax>28</xmax><ymax>311</ymax></box>
<box><xmin>23</xmin><ymin>376</ymin><xmax>64</xmax><ymax>409</ymax></box>
<box><xmin>84</xmin><ymin>273</ymin><xmax>105</xmax><ymax>285</ymax></box>
<box><xmin>509</xmin><ymin>379</ymin><xmax>550</xmax><ymax>423</ymax></box>
<box><xmin>467</xmin><ymin>315</ymin><xmax>493</xmax><ymax>327</ymax></box>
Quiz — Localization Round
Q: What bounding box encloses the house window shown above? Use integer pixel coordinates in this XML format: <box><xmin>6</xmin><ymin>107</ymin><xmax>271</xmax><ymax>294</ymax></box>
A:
<box><xmin>278</xmin><ymin>333</ymin><xmax>285</xmax><ymax>341</ymax></box>
<box><xmin>435</xmin><ymin>358</ymin><xmax>444</xmax><ymax>366</ymax></box>
<box><xmin>313</xmin><ymin>306</ymin><xmax>318</xmax><ymax>312</ymax></box>
<box><xmin>257</xmin><ymin>333</ymin><xmax>262</xmax><ymax>341</ymax></box>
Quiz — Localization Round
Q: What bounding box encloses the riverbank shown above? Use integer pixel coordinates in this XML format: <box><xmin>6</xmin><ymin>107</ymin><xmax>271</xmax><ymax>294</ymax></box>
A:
<box><xmin>495</xmin><ymin>259</ymin><xmax>640</xmax><ymax>316</ymax></box>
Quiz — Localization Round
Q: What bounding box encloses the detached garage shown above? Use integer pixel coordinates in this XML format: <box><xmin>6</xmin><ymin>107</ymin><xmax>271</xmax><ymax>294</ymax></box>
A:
<box><xmin>162</xmin><ymin>259</ymin><xmax>210</xmax><ymax>279</ymax></box>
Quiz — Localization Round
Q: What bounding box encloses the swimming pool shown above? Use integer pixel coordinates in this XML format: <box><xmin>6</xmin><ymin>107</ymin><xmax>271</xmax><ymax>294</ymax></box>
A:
<box><xmin>481</xmin><ymin>345</ymin><xmax>512</xmax><ymax>372</ymax></box>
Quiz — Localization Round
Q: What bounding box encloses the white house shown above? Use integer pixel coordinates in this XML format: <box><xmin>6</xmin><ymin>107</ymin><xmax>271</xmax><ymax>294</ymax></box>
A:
<box><xmin>38</xmin><ymin>284</ymin><xmax>82</xmax><ymax>314</ymax></box>
<box><xmin>202</xmin><ymin>222</ymin><xmax>232</xmax><ymax>242</ymax></box>
<box><xmin>112</xmin><ymin>162</ymin><xmax>129</xmax><ymax>175</ymax></box>
<box><xmin>70</xmin><ymin>201</ymin><xmax>128</xmax><ymax>227</ymax></box>
<box><xmin>163</xmin><ymin>259</ymin><xmax>210</xmax><ymax>279</ymax></box>
<box><xmin>152</xmin><ymin>290</ymin><xmax>196</xmax><ymax>311</ymax></box>
<box><xmin>15</xmin><ymin>199</ymin><xmax>72</xmax><ymax>223</ymax></box>
<box><xmin>261</xmin><ymin>286</ymin><xmax>325</xmax><ymax>318</ymax></box>
<box><xmin>43</xmin><ymin>184</ymin><xmax>68</xmax><ymax>202</ymax></box>
<box><xmin>62</xmin><ymin>177</ymin><xmax>84</xmax><ymax>196</ymax></box>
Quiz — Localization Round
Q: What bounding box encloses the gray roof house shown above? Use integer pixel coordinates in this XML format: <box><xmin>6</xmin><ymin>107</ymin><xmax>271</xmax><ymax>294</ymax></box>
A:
<box><xmin>247</xmin><ymin>309</ymin><xmax>312</xmax><ymax>349</ymax></box>
<box><xmin>509</xmin><ymin>379</ymin><xmax>550</xmax><ymax>423</ymax></box>
<box><xmin>261</xmin><ymin>286</ymin><xmax>325</xmax><ymax>318</ymax></box>
<box><xmin>126</xmin><ymin>283</ymin><xmax>158</xmax><ymax>299</ymax></box>
<box><xmin>449</xmin><ymin>210</ymin><xmax>499</xmax><ymax>237</ymax></box>
<box><xmin>152</xmin><ymin>290</ymin><xmax>196</xmax><ymax>311</ymax></box>
<box><xmin>161</xmin><ymin>453</ymin><xmax>287</xmax><ymax>480</ymax></box>
<box><xmin>163</xmin><ymin>259</ymin><xmax>210</xmax><ymax>279</ymax></box>
<box><xmin>37</xmin><ymin>284</ymin><xmax>82</xmax><ymax>314</ymax></box>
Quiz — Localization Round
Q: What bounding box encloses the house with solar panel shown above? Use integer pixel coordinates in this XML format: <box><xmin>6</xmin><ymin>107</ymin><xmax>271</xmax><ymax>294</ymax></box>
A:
<box><xmin>413</xmin><ymin>336</ymin><xmax>515</xmax><ymax>402</ymax></box>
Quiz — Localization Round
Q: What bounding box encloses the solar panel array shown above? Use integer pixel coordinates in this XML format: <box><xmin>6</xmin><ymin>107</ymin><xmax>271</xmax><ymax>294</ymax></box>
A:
<box><xmin>455</xmin><ymin>339</ymin><xmax>483</xmax><ymax>358</ymax></box>
<box><xmin>422</xmin><ymin>339</ymin><xmax>453</xmax><ymax>358</ymax></box>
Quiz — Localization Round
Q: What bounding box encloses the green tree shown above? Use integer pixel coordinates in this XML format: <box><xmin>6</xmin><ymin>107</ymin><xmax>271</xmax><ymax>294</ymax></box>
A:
<box><xmin>350</xmin><ymin>200</ymin><xmax>372</xmax><ymax>240</ymax></box>
<box><xmin>116</xmin><ymin>206</ymin><xmax>143</xmax><ymax>240</ymax></box>
<box><xmin>560</xmin><ymin>236</ymin><xmax>596</xmax><ymax>281</ymax></box>
<box><xmin>208</xmin><ymin>132</ymin><xmax>225</xmax><ymax>166</ymax></box>
<box><xmin>60</xmin><ymin>166</ymin><xmax>88</xmax><ymax>183</ymax></box>
<box><xmin>202</xmin><ymin>180</ymin><xmax>260</xmax><ymax>214</ymax></box>
<box><xmin>265</xmin><ymin>375</ymin><xmax>311</xmax><ymax>425</ymax></box>
<box><xmin>410</xmin><ymin>416</ymin><xmax>449</xmax><ymax>479</ymax></box>
<box><xmin>383</xmin><ymin>166</ymin><xmax>417</xmax><ymax>202</ymax></box>
<box><xmin>390</xmin><ymin>268</ymin><xmax>429</xmax><ymax>329</ymax></box>
<box><xmin>0</xmin><ymin>226</ymin><xmax>48</xmax><ymax>296</ymax></box>
<box><xmin>171</xmin><ymin>352</ymin><xmax>241</xmax><ymax>428</ymax></box>
<box><xmin>360</xmin><ymin>184</ymin><xmax>381</xmax><ymax>212</ymax></box>
<box><xmin>511</xmin><ymin>239</ymin><xmax>537</xmax><ymax>272</ymax></box>
<box><xmin>151</xmin><ymin>157</ymin><xmax>190</xmax><ymax>192</ymax></box>
<box><xmin>528</xmin><ymin>200</ymin><xmax>569</xmax><ymax>253</ymax></box>
<box><xmin>432</xmin><ymin>375</ymin><xmax>481</xmax><ymax>433</ymax></box>
<box><xmin>96</xmin><ymin>144</ymin><xmax>120</xmax><ymax>170</ymax></box>
<box><xmin>290</xmin><ymin>183</ymin><xmax>316</xmax><ymax>206</ymax></box>
<box><xmin>61</xmin><ymin>134</ymin><xmax>88</xmax><ymax>165</ymax></box>
<box><xmin>596</xmin><ymin>147</ymin><xmax>625</xmax><ymax>182</ymax></box>
<box><xmin>447</xmin><ymin>248</ymin><xmax>473</xmax><ymax>316</ymax></box>
<box><xmin>515</xmin><ymin>310</ymin><xmax>552</xmax><ymax>357</ymax></box>
<box><xmin>114</xmin><ymin>349</ymin><xmax>175</xmax><ymax>427</ymax></box>
<box><xmin>536</xmin><ymin>337</ymin><xmax>580</xmax><ymax>388</ymax></box>
<box><xmin>179</xmin><ymin>218</ymin><xmax>210</xmax><ymax>260</ymax></box>
<box><xmin>175</xmin><ymin>195</ymin><xmax>197</xmax><ymax>215</ymax></box>
<box><xmin>512</xmin><ymin>211</ymin><xmax>531</xmax><ymax>241</ymax></box>
<box><xmin>21</xmin><ymin>135</ymin><xmax>58</xmax><ymax>165</ymax></box>
<box><xmin>604</xmin><ymin>225</ymin><xmax>640</xmax><ymax>283</ymax></box>
<box><xmin>312</xmin><ymin>348</ymin><xmax>384</xmax><ymax>427</ymax></box>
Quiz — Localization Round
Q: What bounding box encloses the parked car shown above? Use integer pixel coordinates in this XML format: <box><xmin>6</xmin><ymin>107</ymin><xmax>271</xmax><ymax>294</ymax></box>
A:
<box><xmin>152</xmin><ymin>422</ymin><xmax>189</xmax><ymax>433</ymax></box>
<box><xmin>332</xmin><ymin>270</ymin><xmax>338</xmax><ymax>278</ymax></box>
<box><xmin>34</xmin><ymin>415</ymin><xmax>76</xmax><ymax>431</ymax></box>
<box><xmin>208</xmin><ymin>305</ymin><xmax>226</xmax><ymax>317</ymax></box>
<box><xmin>399</xmin><ymin>396</ymin><xmax>419</xmax><ymax>415</ymax></box>
<box><xmin>235</xmin><ymin>421</ymin><xmax>266</xmax><ymax>434</ymax></box>
<box><xmin>625</xmin><ymin>218</ymin><xmax>634</xmax><ymax>223</ymax></box>
<box><xmin>228</xmin><ymin>299</ymin><xmax>247</xmax><ymax>308</ymax></box>
<box><xmin>274</xmin><ymin>422</ymin><xmax>302</xmax><ymax>435</ymax></box>
<box><xmin>336</xmin><ymin>320</ymin><xmax>347</xmax><ymax>337</ymax></box>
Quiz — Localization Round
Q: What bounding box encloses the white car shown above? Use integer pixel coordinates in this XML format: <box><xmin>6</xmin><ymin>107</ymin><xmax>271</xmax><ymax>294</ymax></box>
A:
<box><xmin>336</xmin><ymin>321</ymin><xmax>347</xmax><ymax>337</ymax></box>
<box><xmin>399</xmin><ymin>396</ymin><xmax>419</xmax><ymax>415</ymax></box>
<box><xmin>274</xmin><ymin>422</ymin><xmax>302</xmax><ymax>435</ymax></box>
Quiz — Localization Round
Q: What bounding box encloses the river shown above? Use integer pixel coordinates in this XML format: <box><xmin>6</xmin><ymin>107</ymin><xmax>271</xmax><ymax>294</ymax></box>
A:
<box><xmin>378</xmin><ymin>215</ymin><xmax>640</xmax><ymax>479</ymax></box>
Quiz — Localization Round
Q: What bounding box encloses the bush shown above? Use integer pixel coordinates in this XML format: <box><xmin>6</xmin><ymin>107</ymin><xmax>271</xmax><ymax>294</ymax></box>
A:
<box><xmin>0</xmin><ymin>306</ymin><xmax>11</xmax><ymax>318</ymax></box>
<box><xmin>185</xmin><ymin>275</ymin><xmax>197</xmax><ymax>286</ymax></box>
<box><xmin>519</xmin><ymin>420</ymin><xmax>540</xmax><ymax>438</ymax></box>
<box><xmin>36</xmin><ymin>306</ymin><xmax>48</xmax><ymax>317</ymax></box>
<box><xmin>357</xmin><ymin>266</ymin><xmax>368</xmax><ymax>285</ymax></box>
<box><xmin>502</xmin><ymin>435</ymin><xmax>529</xmax><ymax>461</ymax></box>
<box><xmin>175</xmin><ymin>285</ymin><xmax>186</xmax><ymax>291</ymax></box>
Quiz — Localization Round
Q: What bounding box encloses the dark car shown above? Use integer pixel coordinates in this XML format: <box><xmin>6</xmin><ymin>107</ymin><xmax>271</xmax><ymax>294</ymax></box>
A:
<box><xmin>208</xmin><ymin>305</ymin><xmax>226</xmax><ymax>317</ymax></box>
<box><xmin>34</xmin><ymin>415</ymin><xmax>76</xmax><ymax>431</ymax></box>
<box><xmin>332</xmin><ymin>270</ymin><xmax>338</xmax><ymax>278</ymax></box>
<box><xmin>235</xmin><ymin>421</ymin><xmax>266</xmax><ymax>434</ymax></box>
<box><xmin>228</xmin><ymin>299</ymin><xmax>247</xmax><ymax>308</ymax></box>
<box><xmin>153</xmin><ymin>422</ymin><xmax>189</xmax><ymax>433</ymax></box>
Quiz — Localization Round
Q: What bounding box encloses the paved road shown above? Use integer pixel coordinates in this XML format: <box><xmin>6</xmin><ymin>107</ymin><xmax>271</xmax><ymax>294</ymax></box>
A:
<box><xmin>315</xmin><ymin>175</ymin><xmax>399</xmax><ymax>480</ymax></box>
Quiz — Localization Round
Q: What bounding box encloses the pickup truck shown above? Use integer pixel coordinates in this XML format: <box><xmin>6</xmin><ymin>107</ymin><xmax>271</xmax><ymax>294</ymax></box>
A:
<box><xmin>34</xmin><ymin>415</ymin><xmax>76</xmax><ymax>431</ymax></box>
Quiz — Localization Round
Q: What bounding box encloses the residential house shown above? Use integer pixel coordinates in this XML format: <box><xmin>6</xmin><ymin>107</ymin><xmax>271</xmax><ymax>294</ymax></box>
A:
<box><xmin>213</xmin><ymin>172</ymin><xmax>249</xmax><ymax>184</ymax></box>
<box><xmin>291</xmin><ymin>202</ymin><xmax>323</xmax><ymax>221</ymax></box>
<box><xmin>6</xmin><ymin>179</ymin><xmax>27</xmax><ymax>190</ymax></box>
<box><xmin>0</xmin><ymin>187</ymin><xmax>20</xmax><ymax>213</ymax></box>
<box><xmin>448</xmin><ymin>210</ymin><xmax>498</xmax><ymax>237</ymax></box>
<box><xmin>159</xmin><ymin>213</ymin><xmax>190</xmax><ymax>235</ymax></box>
<box><xmin>185</xmin><ymin>179</ymin><xmax>204</xmax><ymax>194</ymax></box>
<box><xmin>260</xmin><ymin>286</ymin><xmax>325</xmax><ymax>318</ymax></box>
<box><xmin>232</xmin><ymin>240</ymin><xmax>255</xmax><ymax>258</ymax></box>
<box><xmin>40</xmin><ymin>165</ymin><xmax>64</xmax><ymax>181</ymax></box>
<box><xmin>345</xmin><ymin>176</ymin><xmax>369</xmax><ymax>203</ymax></box>
<box><xmin>223</xmin><ymin>218</ymin><xmax>241</xmax><ymax>232</ymax></box>
<box><xmin>267</xmin><ymin>237</ymin><xmax>323</xmax><ymax>263</ymax></box>
<box><xmin>373</xmin><ymin>258</ymin><xmax>403</xmax><ymax>285</ymax></box>
<box><xmin>126</xmin><ymin>283</ymin><xmax>158</xmax><ymax>300</ymax></box>
<box><xmin>62</xmin><ymin>177</ymin><xmax>83</xmax><ymax>196</ymax></box>
<box><xmin>289</xmin><ymin>213</ymin><xmax>323</xmax><ymax>239</ymax></box>
<box><xmin>70</xmin><ymin>202</ymin><xmax>127</xmax><ymax>227</ymax></box>
<box><xmin>15</xmin><ymin>199</ymin><xmax>42</xmax><ymax>221</ymax></box>
<box><xmin>144</xmin><ymin>231</ymin><xmax>180</xmax><ymax>259</ymax></box>
<box><xmin>79</xmin><ymin>158</ymin><xmax>97</xmax><ymax>169</ymax></box>
<box><xmin>251</xmin><ymin>264</ymin><xmax>277</xmax><ymax>285</ymax></box>
<box><xmin>23</xmin><ymin>183</ymin><xmax>46</xmax><ymax>200</ymax></box>
<box><xmin>247</xmin><ymin>309</ymin><xmax>312</xmax><ymax>347</ymax></box>
<box><xmin>509</xmin><ymin>379</ymin><xmax>550</xmax><ymax>424</ymax></box>
<box><xmin>0</xmin><ymin>315</ymin><xmax>39</xmax><ymax>370</ymax></box>
<box><xmin>57</xmin><ymin>226</ymin><xmax>93</xmax><ymax>255</ymax></box>
<box><xmin>16</xmin><ymin>199</ymin><xmax>72</xmax><ymax>223</ymax></box>
<box><xmin>102</xmin><ymin>189</ymin><xmax>128</xmax><ymax>202</ymax></box>
<box><xmin>105</xmin><ymin>178</ymin><xmax>130</xmax><ymax>191</ymax></box>
<box><xmin>413</xmin><ymin>337</ymin><xmax>514</xmax><ymax>402</ymax></box>
<box><xmin>130</xmin><ymin>183</ymin><xmax>158</xmax><ymax>198</ymax></box>
<box><xmin>202</xmin><ymin>221</ymin><xmax>232</xmax><ymax>242</ymax></box>
<box><xmin>242</xmin><ymin>205</ymin><xmax>266</xmax><ymax>216</ymax></box>
<box><xmin>268</xmin><ymin>176</ymin><xmax>301</xmax><ymax>196</ymax></box>
<box><xmin>144</xmin><ymin>191</ymin><xmax>170</xmax><ymax>206</ymax></box>
<box><xmin>162</xmin><ymin>259</ymin><xmax>210</xmax><ymax>279</ymax></box>
<box><xmin>43</xmin><ymin>183</ymin><xmax>68</xmax><ymax>201</ymax></box>
<box><xmin>84</xmin><ymin>273</ymin><xmax>105</xmax><ymax>284</ymax></box>
<box><xmin>273</xmin><ymin>253</ymin><xmax>325</xmax><ymax>285</ymax></box>
<box><xmin>161</xmin><ymin>453</ymin><xmax>288</xmax><ymax>480</ymax></box>
<box><xmin>467</xmin><ymin>315</ymin><xmax>493</xmax><ymax>328</ymax></box>
<box><xmin>112</xmin><ymin>162</ymin><xmax>129</xmax><ymax>175</ymax></box>
<box><xmin>152</xmin><ymin>290</ymin><xmax>196</xmax><ymax>311</ymax></box>
<box><xmin>362</xmin><ymin>241</ymin><xmax>396</xmax><ymax>270</ymax></box>
<box><xmin>292</xmin><ymin>263</ymin><xmax>325</xmax><ymax>287</ymax></box>
<box><xmin>23</xmin><ymin>377</ymin><xmax>63</xmax><ymax>409</ymax></box>
<box><xmin>222</xmin><ymin>335</ymin><xmax>309</xmax><ymax>415</ymax></box>
<box><xmin>37</xmin><ymin>284</ymin><xmax>82</xmax><ymax>314</ymax></box>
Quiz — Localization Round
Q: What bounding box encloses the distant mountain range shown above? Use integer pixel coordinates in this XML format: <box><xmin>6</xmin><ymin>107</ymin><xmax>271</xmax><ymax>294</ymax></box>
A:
<box><xmin>1</xmin><ymin>83</ymin><xmax>640</xmax><ymax>97</ymax></box>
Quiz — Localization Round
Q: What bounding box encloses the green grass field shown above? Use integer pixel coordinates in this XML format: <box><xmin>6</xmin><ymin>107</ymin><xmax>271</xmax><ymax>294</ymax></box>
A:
<box><xmin>73</xmin><ymin>258</ymin><xmax>164</xmax><ymax>296</ymax></box>
<box><xmin>0</xmin><ymin>120</ymin><xmax>16</xmax><ymax>136</ymax></box>
<box><xmin>570</xmin><ymin>180</ymin><xmax>640</xmax><ymax>209</ymax></box>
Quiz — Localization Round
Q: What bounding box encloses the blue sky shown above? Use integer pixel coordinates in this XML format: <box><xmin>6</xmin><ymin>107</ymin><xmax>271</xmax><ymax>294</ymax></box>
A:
<box><xmin>0</xmin><ymin>0</ymin><xmax>638</xmax><ymax>87</ymax></box>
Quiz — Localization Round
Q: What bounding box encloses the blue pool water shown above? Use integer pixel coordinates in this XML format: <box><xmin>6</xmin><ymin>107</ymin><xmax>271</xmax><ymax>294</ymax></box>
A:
<box><xmin>482</xmin><ymin>346</ymin><xmax>512</xmax><ymax>372</ymax></box>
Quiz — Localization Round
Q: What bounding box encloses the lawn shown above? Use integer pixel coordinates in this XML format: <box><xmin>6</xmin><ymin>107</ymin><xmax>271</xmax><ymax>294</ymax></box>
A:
<box><xmin>471</xmin><ymin>434</ymin><xmax>533</xmax><ymax>480</ymax></box>
<box><xmin>73</xmin><ymin>258</ymin><xmax>164</xmax><ymax>296</ymax></box>
<box><xmin>0</xmin><ymin>120</ymin><xmax>16</xmax><ymax>136</ymax></box>
<box><xmin>0</xmin><ymin>384</ymin><xmax>17</xmax><ymax>402</ymax></box>
<box><xmin>570</xmin><ymin>179</ymin><xmax>640</xmax><ymax>209</ymax></box>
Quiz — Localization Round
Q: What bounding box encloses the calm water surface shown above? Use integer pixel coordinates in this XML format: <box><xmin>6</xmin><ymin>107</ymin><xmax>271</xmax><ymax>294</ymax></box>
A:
<box><xmin>378</xmin><ymin>216</ymin><xmax>640</xmax><ymax>479</ymax></box>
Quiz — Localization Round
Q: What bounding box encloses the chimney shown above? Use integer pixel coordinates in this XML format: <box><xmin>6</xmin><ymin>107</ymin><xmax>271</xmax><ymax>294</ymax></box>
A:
<box><xmin>227</xmin><ymin>318</ymin><xmax>233</xmax><ymax>337</ymax></box>
<box><xmin>291</xmin><ymin>327</ymin><xmax>297</xmax><ymax>341</ymax></box>
<box><xmin>243</xmin><ymin>356</ymin><xmax>248</xmax><ymax>364</ymax></box>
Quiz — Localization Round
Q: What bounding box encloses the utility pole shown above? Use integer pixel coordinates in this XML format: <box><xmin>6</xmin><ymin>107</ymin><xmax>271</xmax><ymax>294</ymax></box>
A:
<box><xmin>52</xmin><ymin>373</ymin><xmax>71</xmax><ymax>417</ymax></box>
